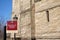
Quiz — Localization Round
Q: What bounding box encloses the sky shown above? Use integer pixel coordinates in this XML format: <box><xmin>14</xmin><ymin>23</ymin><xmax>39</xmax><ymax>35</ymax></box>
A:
<box><xmin>0</xmin><ymin>0</ymin><xmax>12</xmax><ymax>24</ymax></box>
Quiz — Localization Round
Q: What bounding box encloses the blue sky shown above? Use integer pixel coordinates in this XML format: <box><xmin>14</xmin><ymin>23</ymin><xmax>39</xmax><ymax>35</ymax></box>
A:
<box><xmin>0</xmin><ymin>0</ymin><xmax>12</xmax><ymax>24</ymax></box>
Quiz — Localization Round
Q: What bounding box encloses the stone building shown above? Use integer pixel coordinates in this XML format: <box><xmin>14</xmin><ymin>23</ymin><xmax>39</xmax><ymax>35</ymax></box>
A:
<box><xmin>8</xmin><ymin>0</ymin><xmax>60</xmax><ymax>40</ymax></box>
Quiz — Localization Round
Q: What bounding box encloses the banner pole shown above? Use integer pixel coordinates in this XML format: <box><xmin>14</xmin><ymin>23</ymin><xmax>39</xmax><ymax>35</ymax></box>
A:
<box><xmin>14</xmin><ymin>33</ymin><xmax>16</xmax><ymax>40</ymax></box>
<box><xmin>4</xmin><ymin>26</ymin><xmax>6</xmax><ymax>40</ymax></box>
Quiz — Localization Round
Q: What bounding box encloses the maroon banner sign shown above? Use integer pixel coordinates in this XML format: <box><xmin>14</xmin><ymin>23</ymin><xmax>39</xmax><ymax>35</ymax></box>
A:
<box><xmin>7</xmin><ymin>21</ymin><xmax>17</xmax><ymax>30</ymax></box>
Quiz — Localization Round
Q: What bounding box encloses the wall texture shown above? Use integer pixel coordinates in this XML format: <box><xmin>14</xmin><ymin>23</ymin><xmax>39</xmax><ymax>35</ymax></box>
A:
<box><xmin>10</xmin><ymin>0</ymin><xmax>60</xmax><ymax>39</ymax></box>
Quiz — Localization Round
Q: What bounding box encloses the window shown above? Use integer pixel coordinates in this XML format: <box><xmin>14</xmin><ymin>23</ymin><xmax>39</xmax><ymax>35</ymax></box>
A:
<box><xmin>46</xmin><ymin>10</ymin><xmax>49</xmax><ymax>22</ymax></box>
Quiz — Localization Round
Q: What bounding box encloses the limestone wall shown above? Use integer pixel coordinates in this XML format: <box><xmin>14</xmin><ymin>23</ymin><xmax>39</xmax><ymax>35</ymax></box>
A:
<box><xmin>35</xmin><ymin>0</ymin><xmax>60</xmax><ymax>38</ymax></box>
<box><xmin>22</xmin><ymin>0</ymin><xmax>30</xmax><ymax>10</ymax></box>
<box><xmin>35</xmin><ymin>0</ymin><xmax>60</xmax><ymax>12</ymax></box>
<box><xmin>10</xmin><ymin>0</ymin><xmax>60</xmax><ymax>39</ymax></box>
<box><xmin>35</xmin><ymin>6</ymin><xmax>60</xmax><ymax>38</ymax></box>
<box><xmin>20</xmin><ymin>11</ymin><xmax>31</xmax><ymax>38</ymax></box>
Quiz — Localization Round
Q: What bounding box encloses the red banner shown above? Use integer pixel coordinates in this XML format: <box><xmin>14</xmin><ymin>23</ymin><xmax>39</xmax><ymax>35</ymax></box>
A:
<box><xmin>7</xmin><ymin>21</ymin><xmax>17</xmax><ymax>30</ymax></box>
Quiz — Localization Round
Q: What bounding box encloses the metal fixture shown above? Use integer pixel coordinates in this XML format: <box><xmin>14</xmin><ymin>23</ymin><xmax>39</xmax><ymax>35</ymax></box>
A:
<box><xmin>13</xmin><ymin>15</ymin><xmax>18</xmax><ymax>20</ymax></box>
